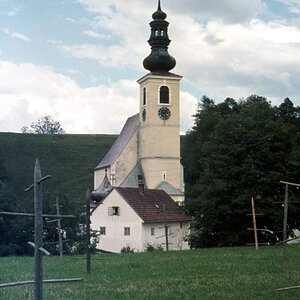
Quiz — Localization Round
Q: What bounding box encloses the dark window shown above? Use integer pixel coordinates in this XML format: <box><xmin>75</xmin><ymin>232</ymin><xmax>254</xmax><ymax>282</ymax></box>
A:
<box><xmin>100</xmin><ymin>227</ymin><xmax>106</xmax><ymax>235</ymax></box>
<box><xmin>160</xmin><ymin>86</ymin><xmax>169</xmax><ymax>104</ymax></box>
<box><xmin>151</xmin><ymin>228</ymin><xmax>155</xmax><ymax>236</ymax></box>
<box><xmin>108</xmin><ymin>206</ymin><xmax>120</xmax><ymax>216</ymax></box>
<box><xmin>143</xmin><ymin>87</ymin><xmax>146</xmax><ymax>106</ymax></box>
<box><xmin>124</xmin><ymin>227</ymin><xmax>130</xmax><ymax>236</ymax></box>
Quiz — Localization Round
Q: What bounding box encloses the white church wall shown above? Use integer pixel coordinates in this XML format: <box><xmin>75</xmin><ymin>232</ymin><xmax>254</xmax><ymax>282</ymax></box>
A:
<box><xmin>114</xmin><ymin>131</ymin><xmax>138</xmax><ymax>187</ymax></box>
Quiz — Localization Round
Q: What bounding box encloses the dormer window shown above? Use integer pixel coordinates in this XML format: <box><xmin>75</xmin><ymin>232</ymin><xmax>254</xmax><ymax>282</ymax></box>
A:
<box><xmin>159</xmin><ymin>86</ymin><xmax>169</xmax><ymax>104</ymax></box>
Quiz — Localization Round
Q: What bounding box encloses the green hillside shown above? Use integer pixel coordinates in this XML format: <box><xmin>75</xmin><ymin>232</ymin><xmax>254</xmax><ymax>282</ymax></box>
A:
<box><xmin>0</xmin><ymin>132</ymin><xmax>117</xmax><ymax>209</ymax></box>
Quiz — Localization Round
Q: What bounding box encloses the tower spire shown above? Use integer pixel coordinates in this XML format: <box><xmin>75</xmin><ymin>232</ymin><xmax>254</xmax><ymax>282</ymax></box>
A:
<box><xmin>157</xmin><ymin>0</ymin><xmax>162</xmax><ymax>12</ymax></box>
<box><xmin>143</xmin><ymin>0</ymin><xmax>176</xmax><ymax>73</ymax></box>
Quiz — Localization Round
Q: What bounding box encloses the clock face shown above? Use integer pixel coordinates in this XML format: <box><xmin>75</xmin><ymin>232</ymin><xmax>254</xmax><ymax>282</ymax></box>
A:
<box><xmin>158</xmin><ymin>107</ymin><xmax>171</xmax><ymax>120</ymax></box>
<box><xmin>142</xmin><ymin>109</ymin><xmax>146</xmax><ymax>121</ymax></box>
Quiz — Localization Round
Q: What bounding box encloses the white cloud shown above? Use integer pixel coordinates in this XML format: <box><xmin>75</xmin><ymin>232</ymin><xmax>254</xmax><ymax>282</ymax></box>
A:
<box><xmin>276</xmin><ymin>0</ymin><xmax>300</xmax><ymax>14</ymax></box>
<box><xmin>172</xmin><ymin>18</ymin><xmax>300</xmax><ymax>103</ymax></box>
<box><xmin>1</xmin><ymin>27</ymin><xmax>30</xmax><ymax>42</ymax></box>
<box><xmin>82</xmin><ymin>30</ymin><xmax>109</xmax><ymax>39</ymax></box>
<box><xmin>8</xmin><ymin>10</ymin><xmax>17</xmax><ymax>16</ymax></box>
<box><xmin>0</xmin><ymin>61</ymin><xmax>196</xmax><ymax>134</ymax></box>
<box><xmin>67</xmin><ymin>69</ymin><xmax>81</xmax><ymax>74</ymax></box>
<box><xmin>64</xmin><ymin>17</ymin><xmax>76</xmax><ymax>23</ymax></box>
<box><xmin>63</xmin><ymin>1</ymin><xmax>300</xmax><ymax>104</ymax></box>
<box><xmin>76</xmin><ymin>0</ymin><xmax>266</xmax><ymax>24</ymax></box>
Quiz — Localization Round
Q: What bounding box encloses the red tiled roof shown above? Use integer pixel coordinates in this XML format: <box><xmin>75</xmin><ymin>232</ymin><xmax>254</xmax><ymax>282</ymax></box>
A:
<box><xmin>115</xmin><ymin>187</ymin><xmax>192</xmax><ymax>223</ymax></box>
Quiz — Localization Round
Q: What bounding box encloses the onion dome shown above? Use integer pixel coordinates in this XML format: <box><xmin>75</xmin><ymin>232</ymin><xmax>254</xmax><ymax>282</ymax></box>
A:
<box><xmin>143</xmin><ymin>0</ymin><xmax>176</xmax><ymax>73</ymax></box>
<box><xmin>91</xmin><ymin>169</ymin><xmax>112</xmax><ymax>202</ymax></box>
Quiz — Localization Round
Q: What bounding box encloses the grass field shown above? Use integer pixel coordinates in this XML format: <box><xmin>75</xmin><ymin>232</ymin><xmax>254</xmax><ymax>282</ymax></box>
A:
<box><xmin>0</xmin><ymin>245</ymin><xmax>299</xmax><ymax>299</ymax></box>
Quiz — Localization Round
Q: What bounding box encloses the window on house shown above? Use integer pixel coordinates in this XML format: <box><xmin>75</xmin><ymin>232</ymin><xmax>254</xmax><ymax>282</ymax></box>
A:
<box><xmin>162</xmin><ymin>171</ymin><xmax>167</xmax><ymax>181</ymax></box>
<box><xmin>159</xmin><ymin>86</ymin><xmax>169</xmax><ymax>104</ymax></box>
<box><xmin>100</xmin><ymin>227</ymin><xmax>106</xmax><ymax>235</ymax></box>
<box><xmin>180</xmin><ymin>222</ymin><xmax>183</xmax><ymax>229</ymax></box>
<box><xmin>143</xmin><ymin>87</ymin><xmax>146</xmax><ymax>106</ymax></box>
<box><xmin>124</xmin><ymin>227</ymin><xmax>130</xmax><ymax>236</ymax></box>
<box><xmin>108</xmin><ymin>206</ymin><xmax>120</xmax><ymax>216</ymax></box>
<box><xmin>151</xmin><ymin>227</ymin><xmax>155</xmax><ymax>236</ymax></box>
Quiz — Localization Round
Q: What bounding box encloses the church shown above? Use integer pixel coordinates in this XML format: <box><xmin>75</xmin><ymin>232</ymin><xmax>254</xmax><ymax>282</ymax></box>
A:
<box><xmin>90</xmin><ymin>1</ymin><xmax>191</xmax><ymax>253</ymax></box>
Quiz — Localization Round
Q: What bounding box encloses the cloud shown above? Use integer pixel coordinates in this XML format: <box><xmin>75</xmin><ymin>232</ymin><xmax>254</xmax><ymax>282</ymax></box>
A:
<box><xmin>76</xmin><ymin>0</ymin><xmax>266</xmax><ymax>24</ymax></box>
<box><xmin>64</xmin><ymin>17</ymin><xmax>76</xmax><ymax>23</ymax></box>
<box><xmin>172</xmin><ymin>18</ymin><xmax>300</xmax><ymax>103</ymax></box>
<box><xmin>1</xmin><ymin>27</ymin><xmax>30</xmax><ymax>42</ymax></box>
<box><xmin>0</xmin><ymin>61</ymin><xmax>196</xmax><ymax>134</ymax></box>
<box><xmin>62</xmin><ymin>1</ymin><xmax>300</xmax><ymax>105</ymax></box>
<box><xmin>276</xmin><ymin>1</ymin><xmax>300</xmax><ymax>14</ymax></box>
<box><xmin>82</xmin><ymin>30</ymin><xmax>109</xmax><ymax>39</ymax></box>
<box><xmin>8</xmin><ymin>10</ymin><xmax>17</xmax><ymax>16</ymax></box>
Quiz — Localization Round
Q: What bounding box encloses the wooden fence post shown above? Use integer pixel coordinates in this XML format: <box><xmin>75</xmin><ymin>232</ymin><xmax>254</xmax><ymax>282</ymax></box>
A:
<box><xmin>86</xmin><ymin>189</ymin><xmax>91</xmax><ymax>274</ymax></box>
<box><xmin>56</xmin><ymin>196</ymin><xmax>63</xmax><ymax>260</ymax></box>
<box><xmin>34</xmin><ymin>158</ymin><xmax>43</xmax><ymax>300</ymax></box>
<box><xmin>283</xmin><ymin>184</ymin><xmax>288</xmax><ymax>264</ymax></box>
<box><xmin>251</xmin><ymin>197</ymin><xmax>258</xmax><ymax>250</ymax></box>
<box><xmin>163</xmin><ymin>204</ymin><xmax>169</xmax><ymax>252</ymax></box>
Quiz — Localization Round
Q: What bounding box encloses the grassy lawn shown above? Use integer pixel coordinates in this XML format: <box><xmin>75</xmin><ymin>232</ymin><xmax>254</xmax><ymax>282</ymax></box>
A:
<box><xmin>0</xmin><ymin>245</ymin><xmax>299</xmax><ymax>299</ymax></box>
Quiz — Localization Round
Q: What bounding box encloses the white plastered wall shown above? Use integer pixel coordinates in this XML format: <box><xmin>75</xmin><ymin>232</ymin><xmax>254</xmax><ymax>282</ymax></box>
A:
<box><xmin>94</xmin><ymin>130</ymin><xmax>138</xmax><ymax>189</ymax></box>
<box><xmin>90</xmin><ymin>189</ymin><xmax>143</xmax><ymax>253</ymax></box>
<box><xmin>142</xmin><ymin>222</ymin><xmax>190</xmax><ymax>251</ymax></box>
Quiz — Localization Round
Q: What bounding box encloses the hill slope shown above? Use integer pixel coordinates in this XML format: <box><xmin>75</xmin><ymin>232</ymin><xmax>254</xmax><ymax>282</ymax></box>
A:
<box><xmin>0</xmin><ymin>132</ymin><xmax>117</xmax><ymax>209</ymax></box>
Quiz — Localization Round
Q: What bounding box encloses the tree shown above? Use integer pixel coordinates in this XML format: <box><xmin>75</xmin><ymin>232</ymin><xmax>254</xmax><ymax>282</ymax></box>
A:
<box><xmin>182</xmin><ymin>95</ymin><xmax>300</xmax><ymax>247</ymax></box>
<box><xmin>21</xmin><ymin>115</ymin><xmax>65</xmax><ymax>134</ymax></box>
<box><xmin>0</xmin><ymin>157</ymin><xmax>34</xmax><ymax>256</ymax></box>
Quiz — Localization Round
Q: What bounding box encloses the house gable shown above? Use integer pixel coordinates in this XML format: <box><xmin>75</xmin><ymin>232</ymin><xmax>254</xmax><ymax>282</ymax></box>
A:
<box><xmin>91</xmin><ymin>188</ymin><xmax>144</xmax><ymax>253</ymax></box>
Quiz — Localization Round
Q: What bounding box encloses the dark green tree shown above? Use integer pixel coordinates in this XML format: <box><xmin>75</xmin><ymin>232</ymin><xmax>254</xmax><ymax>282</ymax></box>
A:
<box><xmin>182</xmin><ymin>96</ymin><xmax>300</xmax><ymax>247</ymax></box>
<box><xmin>0</xmin><ymin>158</ymin><xmax>34</xmax><ymax>256</ymax></box>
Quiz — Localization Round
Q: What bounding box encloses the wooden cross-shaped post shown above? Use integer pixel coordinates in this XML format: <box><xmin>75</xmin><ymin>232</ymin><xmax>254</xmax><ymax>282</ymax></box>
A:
<box><xmin>163</xmin><ymin>204</ymin><xmax>169</xmax><ymax>252</ymax></box>
<box><xmin>25</xmin><ymin>158</ymin><xmax>52</xmax><ymax>300</ymax></box>
<box><xmin>280</xmin><ymin>180</ymin><xmax>300</xmax><ymax>264</ymax></box>
<box><xmin>86</xmin><ymin>189</ymin><xmax>91</xmax><ymax>275</ymax></box>
<box><xmin>251</xmin><ymin>197</ymin><xmax>258</xmax><ymax>251</ymax></box>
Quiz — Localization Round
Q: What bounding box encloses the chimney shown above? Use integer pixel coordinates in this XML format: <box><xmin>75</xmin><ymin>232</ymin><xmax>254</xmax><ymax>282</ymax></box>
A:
<box><xmin>138</xmin><ymin>175</ymin><xmax>144</xmax><ymax>195</ymax></box>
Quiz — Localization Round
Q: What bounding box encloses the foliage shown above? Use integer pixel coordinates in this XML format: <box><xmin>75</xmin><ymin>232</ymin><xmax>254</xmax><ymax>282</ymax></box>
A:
<box><xmin>145</xmin><ymin>243</ymin><xmax>163</xmax><ymax>252</ymax></box>
<box><xmin>121</xmin><ymin>246</ymin><xmax>135</xmax><ymax>253</ymax></box>
<box><xmin>0</xmin><ymin>157</ymin><xmax>34</xmax><ymax>256</ymax></box>
<box><xmin>0</xmin><ymin>245</ymin><xmax>300</xmax><ymax>299</ymax></box>
<box><xmin>21</xmin><ymin>115</ymin><xmax>65</xmax><ymax>134</ymax></box>
<box><xmin>0</xmin><ymin>132</ymin><xmax>116</xmax><ymax>256</ymax></box>
<box><xmin>182</xmin><ymin>95</ymin><xmax>300</xmax><ymax>247</ymax></box>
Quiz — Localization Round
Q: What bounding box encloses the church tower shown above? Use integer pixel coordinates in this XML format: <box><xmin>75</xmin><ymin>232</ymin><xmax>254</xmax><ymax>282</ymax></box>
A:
<box><xmin>93</xmin><ymin>0</ymin><xmax>184</xmax><ymax>202</ymax></box>
<box><xmin>138</xmin><ymin>1</ymin><xmax>184</xmax><ymax>201</ymax></box>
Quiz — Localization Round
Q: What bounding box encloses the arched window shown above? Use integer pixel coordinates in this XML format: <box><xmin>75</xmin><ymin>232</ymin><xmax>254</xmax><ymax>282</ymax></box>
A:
<box><xmin>159</xmin><ymin>86</ymin><xmax>169</xmax><ymax>104</ymax></box>
<box><xmin>143</xmin><ymin>87</ymin><xmax>146</xmax><ymax>106</ymax></box>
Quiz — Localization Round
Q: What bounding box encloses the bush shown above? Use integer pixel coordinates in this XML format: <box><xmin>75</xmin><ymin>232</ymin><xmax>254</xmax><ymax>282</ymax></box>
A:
<box><xmin>145</xmin><ymin>243</ymin><xmax>163</xmax><ymax>252</ymax></box>
<box><xmin>121</xmin><ymin>246</ymin><xmax>135</xmax><ymax>253</ymax></box>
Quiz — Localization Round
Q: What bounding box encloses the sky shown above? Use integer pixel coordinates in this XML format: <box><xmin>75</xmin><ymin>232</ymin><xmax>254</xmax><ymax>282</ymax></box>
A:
<box><xmin>0</xmin><ymin>0</ymin><xmax>300</xmax><ymax>134</ymax></box>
